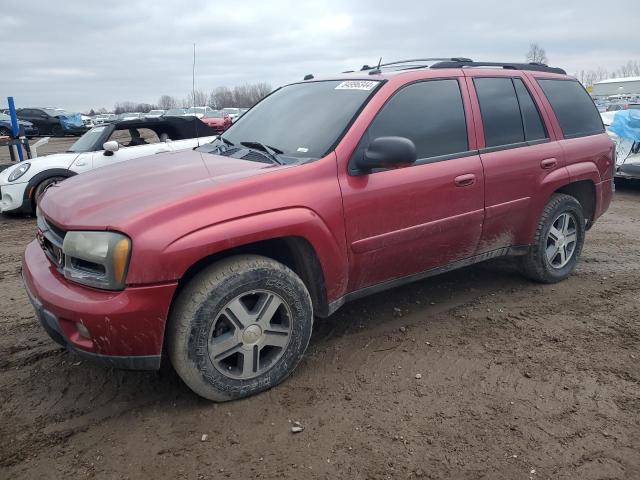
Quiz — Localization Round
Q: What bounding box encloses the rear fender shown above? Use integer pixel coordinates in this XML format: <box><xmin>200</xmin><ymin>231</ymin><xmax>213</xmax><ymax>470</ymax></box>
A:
<box><xmin>517</xmin><ymin>166</ymin><xmax>571</xmax><ymax>244</ymax></box>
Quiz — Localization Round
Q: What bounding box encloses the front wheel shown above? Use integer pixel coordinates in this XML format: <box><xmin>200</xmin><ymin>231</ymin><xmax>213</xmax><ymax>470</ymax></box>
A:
<box><xmin>168</xmin><ymin>254</ymin><xmax>313</xmax><ymax>401</ymax></box>
<box><xmin>51</xmin><ymin>125</ymin><xmax>64</xmax><ymax>136</ymax></box>
<box><xmin>520</xmin><ymin>193</ymin><xmax>586</xmax><ymax>283</ymax></box>
<box><xmin>33</xmin><ymin>176</ymin><xmax>66</xmax><ymax>209</ymax></box>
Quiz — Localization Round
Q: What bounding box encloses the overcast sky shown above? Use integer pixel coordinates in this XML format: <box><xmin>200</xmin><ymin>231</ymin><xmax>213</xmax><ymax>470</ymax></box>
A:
<box><xmin>2</xmin><ymin>0</ymin><xmax>638</xmax><ymax>112</ymax></box>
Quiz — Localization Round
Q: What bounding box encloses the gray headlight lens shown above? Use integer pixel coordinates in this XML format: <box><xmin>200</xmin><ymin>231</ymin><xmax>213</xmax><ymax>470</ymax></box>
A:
<box><xmin>8</xmin><ymin>162</ymin><xmax>30</xmax><ymax>182</ymax></box>
<box><xmin>62</xmin><ymin>231</ymin><xmax>132</xmax><ymax>290</ymax></box>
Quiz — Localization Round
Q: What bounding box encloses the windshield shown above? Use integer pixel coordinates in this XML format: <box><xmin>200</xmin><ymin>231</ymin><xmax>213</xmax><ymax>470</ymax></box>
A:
<box><xmin>205</xmin><ymin>110</ymin><xmax>224</xmax><ymax>118</ymax></box>
<box><xmin>223</xmin><ymin>108</ymin><xmax>239</xmax><ymax>115</ymax></box>
<box><xmin>165</xmin><ymin>109</ymin><xmax>185</xmax><ymax>116</ymax></box>
<box><xmin>0</xmin><ymin>113</ymin><xmax>10</xmax><ymax>121</ymax></box>
<box><xmin>217</xmin><ymin>80</ymin><xmax>380</xmax><ymax>161</ymax></box>
<box><xmin>186</xmin><ymin>107</ymin><xmax>206</xmax><ymax>114</ymax></box>
<box><xmin>67</xmin><ymin>126</ymin><xmax>108</xmax><ymax>152</ymax></box>
<box><xmin>148</xmin><ymin>110</ymin><xmax>164</xmax><ymax>115</ymax></box>
<box><xmin>43</xmin><ymin>108</ymin><xmax>72</xmax><ymax>117</ymax></box>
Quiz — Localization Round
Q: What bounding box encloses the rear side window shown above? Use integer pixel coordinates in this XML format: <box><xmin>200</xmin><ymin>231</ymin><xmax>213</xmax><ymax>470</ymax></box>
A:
<box><xmin>538</xmin><ymin>79</ymin><xmax>604</xmax><ymax>138</ymax></box>
<box><xmin>364</xmin><ymin>79</ymin><xmax>468</xmax><ymax>160</ymax></box>
<box><xmin>513</xmin><ymin>79</ymin><xmax>547</xmax><ymax>141</ymax></box>
<box><xmin>474</xmin><ymin>78</ymin><xmax>525</xmax><ymax>147</ymax></box>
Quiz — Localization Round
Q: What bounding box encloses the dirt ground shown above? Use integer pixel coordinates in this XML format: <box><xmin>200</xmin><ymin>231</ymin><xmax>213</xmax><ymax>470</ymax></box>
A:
<box><xmin>0</xmin><ymin>145</ymin><xmax>639</xmax><ymax>478</ymax></box>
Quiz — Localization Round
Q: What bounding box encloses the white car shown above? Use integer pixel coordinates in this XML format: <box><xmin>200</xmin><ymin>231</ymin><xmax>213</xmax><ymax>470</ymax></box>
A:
<box><xmin>145</xmin><ymin>109</ymin><xmax>166</xmax><ymax>118</ymax></box>
<box><xmin>94</xmin><ymin>114</ymin><xmax>117</xmax><ymax>125</ymax></box>
<box><xmin>222</xmin><ymin>107</ymin><xmax>241</xmax><ymax>122</ymax></box>
<box><xmin>0</xmin><ymin>117</ymin><xmax>218</xmax><ymax>215</ymax></box>
<box><xmin>183</xmin><ymin>106</ymin><xmax>214</xmax><ymax>119</ymax></box>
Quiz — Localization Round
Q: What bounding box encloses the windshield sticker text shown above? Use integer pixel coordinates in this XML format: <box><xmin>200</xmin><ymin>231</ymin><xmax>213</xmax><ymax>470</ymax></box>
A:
<box><xmin>335</xmin><ymin>80</ymin><xmax>378</xmax><ymax>91</ymax></box>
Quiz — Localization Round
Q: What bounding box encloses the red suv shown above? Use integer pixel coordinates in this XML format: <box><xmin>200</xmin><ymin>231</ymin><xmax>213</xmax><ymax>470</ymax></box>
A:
<box><xmin>23</xmin><ymin>59</ymin><xmax>614</xmax><ymax>401</ymax></box>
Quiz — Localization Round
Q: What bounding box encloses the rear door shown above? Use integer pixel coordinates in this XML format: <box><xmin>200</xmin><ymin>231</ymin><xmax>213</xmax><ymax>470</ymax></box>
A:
<box><xmin>466</xmin><ymin>73</ymin><xmax>564</xmax><ymax>252</ymax></box>
<box><xmin>338</xmin><ymin>77</ymin><xmax>485</xmax><ymax>291</ymax></box>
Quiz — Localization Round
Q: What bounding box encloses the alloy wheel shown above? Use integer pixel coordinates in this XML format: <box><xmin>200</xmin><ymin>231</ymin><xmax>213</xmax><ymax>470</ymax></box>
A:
<box><xmin>545</xmin><ymin>212</ymin><xmax>578</xmax><ymax>269</ymax></box>
<box><xmin>208</xmin><ymin>290</ymin><xmax>292</xmax><ymax>380</ymax></box>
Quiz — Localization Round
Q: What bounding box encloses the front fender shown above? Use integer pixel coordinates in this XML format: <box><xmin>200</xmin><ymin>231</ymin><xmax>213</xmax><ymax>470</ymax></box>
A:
<box><xmin>127</xmin><ymin>207</ymin><xmax>349</xmax><ymax>302</ymax></box>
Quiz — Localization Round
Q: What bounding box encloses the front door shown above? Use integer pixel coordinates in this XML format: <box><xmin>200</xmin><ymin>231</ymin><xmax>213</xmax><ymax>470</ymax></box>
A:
<box><xmin>338</xmin><ymin>78</ymin><xmax>485</xmax><ymax>291</ymax></box>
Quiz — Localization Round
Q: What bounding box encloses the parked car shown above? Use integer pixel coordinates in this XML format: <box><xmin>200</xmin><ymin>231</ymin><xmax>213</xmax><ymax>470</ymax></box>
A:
<box><xmin>222</xmin><ymin>107</ymin><xmax>241</xmax><ymax>121</ymax></box>
<box><xmin>94</xmin><ymin>114</ymin><xmax>117</xmax><ymax>125</ymax></box>
<box><xmin>0</xmin><ymin>116</ymin><xmax>218</xmax><ymax>215</ymax></box>
<box><xmin>23</xmin><ymin>59</ymin><xmax>613</xmax><ymax>402</ymax></box>
<box><xmin>145</xmin><ymin>109</ymin><xmax>165</xmax><ymax>118</ymax></box>
<box><xmin>183</xmin><ymin>106</ymin><xmax>215</xmax><ymax>119</ymax></box>
<box><xmin>163</xmin><ymin>108</ymin><xmax>187</xmax><ymax>117</ymax></box>
<box><xmin>200</xmin><ymin>109</ymin><xmax>232</xmax><ymax>132</ymax></box>
<box><xmin>118</xmin><ymin>112</ymin><xmax>144</xmax><ymax>121</ymax></box>
<box><xmin>603</xmin><ymin>109</ymin><xmax>640</xmax><ymax>180</ymax></box>
<box><xmin>16</xmin><ymin>107</ymin><xmax>87</xmax><ymax>136</ymax></box>
<box><xmin>81</xmin><ymin>115</ymin><xmax>95</xmax><ymax>129</ymax></box>
<box><xmin>0</xmin><ymin>112</ymin><xmax>39</xmax><ymax>138</ymax></box>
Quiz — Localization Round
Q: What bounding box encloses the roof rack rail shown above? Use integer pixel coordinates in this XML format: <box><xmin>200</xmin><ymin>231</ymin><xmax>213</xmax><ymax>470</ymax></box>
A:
<box><xmin>361</xmin><ymin>57</ymin><xmax>473</xmax><ymax>74</ymax></box>
<box><xmin>430</xmin><ymin>60</ymin><xmax>566</xmax><ymax>75</ymax></box>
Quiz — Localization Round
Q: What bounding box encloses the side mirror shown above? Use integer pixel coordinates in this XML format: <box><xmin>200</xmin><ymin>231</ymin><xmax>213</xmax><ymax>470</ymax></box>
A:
<box><xmin>103</xmin><ymin>141</ymin><xmax>119</xmax><ymax>156</ymax></box>
<box><xmin>356</xmin><ymin>136</ymin><xmax>417</xmax><ymax>173</ymax></box>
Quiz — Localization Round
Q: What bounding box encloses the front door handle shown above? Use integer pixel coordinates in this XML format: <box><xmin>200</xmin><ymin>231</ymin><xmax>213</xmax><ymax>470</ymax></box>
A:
<box><xmin>454</xmin><ymin>173</ymin><xmax>476</xmax><ymax>187</ymax></box>
<box><xmin>541</xmin><ymin>158</ymin><xmax>557</xmax><ymax>169</ymax></box>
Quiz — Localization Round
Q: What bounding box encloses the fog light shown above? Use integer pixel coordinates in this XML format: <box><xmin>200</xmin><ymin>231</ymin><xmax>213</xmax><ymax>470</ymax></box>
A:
<box><xmin>76</xmin><ymin>322</ymin><xmax>91</xmax><ymax>339</ymax></box>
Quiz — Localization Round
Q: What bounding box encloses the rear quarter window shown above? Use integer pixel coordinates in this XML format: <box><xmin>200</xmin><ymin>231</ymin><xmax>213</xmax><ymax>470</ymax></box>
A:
<box><xmin>537</xmin><ymin>79</ymin><xmax>604</xmax><ymax>138</ymax></box>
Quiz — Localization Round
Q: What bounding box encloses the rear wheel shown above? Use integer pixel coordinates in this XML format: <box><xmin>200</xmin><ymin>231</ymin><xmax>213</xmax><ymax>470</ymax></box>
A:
<box><xmin>520</xmin><ymin>193</ymin><xmax>585</xmax><ymax>283</ymax></box>
<box><xmin>0</xmin><ymin>127</ymin><xmax>11</xmax><ymax>137</ymax></box>
<box><xmin>168</xmin><ymin>254</ymin><xmax>313</xmax><ymax>401</ymax></box>
<box><xmin>51</xmin><ymin>125</ymin><xmax>64</xmax><ymax>136</ymax></box>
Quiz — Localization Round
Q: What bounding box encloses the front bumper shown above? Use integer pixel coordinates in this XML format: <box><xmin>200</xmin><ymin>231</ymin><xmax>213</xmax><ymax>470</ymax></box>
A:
<box><xmin>615</xmin><ymin>161</ymin><xmax>640</xmax><ymax>180</ymax></box>
<box><xmin>0</xmin><ymin>181</ymin><xmax>28</xmax><ymax>213</ymax></box>
<box><xmin>61</xmin><ymin>125</ymin><xmax>88</xmax><ymax>135</ymax></box>
<box><xmin>22</xmin><ymin>240</ymin><xmax>178</xmax><ymax>370</ymax></box>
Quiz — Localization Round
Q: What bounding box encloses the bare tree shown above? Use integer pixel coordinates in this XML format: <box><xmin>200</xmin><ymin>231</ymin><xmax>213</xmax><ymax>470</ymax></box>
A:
<box><xmin>157</xmin><ymin>95</ymin><xmax>178</xmax><ymax>110</ymax></box>
<box><xmin>191</xmin><ymin>89</ymin><xmax>209</xmax><ymax>107</ymax></box>
<box><xmin>210</xmin><ymin>86</ymin><xmax>234</xmax><ymax>109</ymax></box>
<box><xmin>526</xmin><ymin>43</ymin><xmax>548</xmax><ymax>64</ymax></box>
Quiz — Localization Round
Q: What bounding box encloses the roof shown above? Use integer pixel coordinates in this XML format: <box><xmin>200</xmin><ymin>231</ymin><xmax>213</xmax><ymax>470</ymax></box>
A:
<box><xmin>595</xmin><ymin>76</ymin><xmax>640</xmax><ymax>85</ymax></box>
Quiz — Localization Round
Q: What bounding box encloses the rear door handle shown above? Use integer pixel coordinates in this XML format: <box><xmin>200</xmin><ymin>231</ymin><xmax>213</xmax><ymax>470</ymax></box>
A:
<box><xmin>541</xmin><ymin>158</ymin><xmax>557</xmax><ymax>169</ymax></box>
<box><xmin>454</xmin><ymin>173</ymin><xmax>476</xmax><ymax>187</ymax></box>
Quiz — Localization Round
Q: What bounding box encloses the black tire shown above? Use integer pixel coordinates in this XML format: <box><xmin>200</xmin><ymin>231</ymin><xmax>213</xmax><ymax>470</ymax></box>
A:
<box><xmin>33</xmin><ymin>176</ymin><xmax>66</xmax><ymax>208</ymax></box>
<box><xmin>520</xmin><ymin>193</ymin><xmax>586</xmax><ymax>283</ymax></box>
<box><xmin>168</xmin><ymin>254</ymin><xmax>313</xmax><ymax>401</ymax></box>
<box><xmin>0</xmin><ymin>127</ymin><xmax>11</xmax><ymax>137</ymax></box>
<box><xmin>51</xmin><ymin>125</ymin><xmax>64</xmax><ymax>137</ymax></box>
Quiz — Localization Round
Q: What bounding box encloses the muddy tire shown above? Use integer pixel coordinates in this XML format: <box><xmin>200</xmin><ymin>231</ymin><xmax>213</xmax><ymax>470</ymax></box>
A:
<box><xmin>520</xmin><ymin>193</ymin><xmax>586</xmax><ymax>283</ymax></box>
<box><xmin>168</xmin><ymin>254</ymin><xmax>313</xmax><ymax>401</ymax></box>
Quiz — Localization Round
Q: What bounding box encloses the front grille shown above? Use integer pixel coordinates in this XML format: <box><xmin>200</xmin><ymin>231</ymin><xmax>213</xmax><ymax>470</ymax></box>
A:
<box><xmin>37</xmin><ymin>214</ymin><xmax>67</xmax><ymax>270</ymax></box>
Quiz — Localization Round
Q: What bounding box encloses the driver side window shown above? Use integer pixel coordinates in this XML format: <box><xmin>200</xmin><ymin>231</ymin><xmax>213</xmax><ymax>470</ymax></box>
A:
<box><xmin>353</xmin><ymin>79</ymin><xmax>469</xmax><ymax>170</ymax></box>
<box><xmin>108</xmin><ymin>128</ymin><xmax>160</xmax><ymax>147</ymax></box>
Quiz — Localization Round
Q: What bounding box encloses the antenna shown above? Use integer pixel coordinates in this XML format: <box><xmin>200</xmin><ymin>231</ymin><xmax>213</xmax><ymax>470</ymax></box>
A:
<box><xmin>192</xmin><ymin>43</ymin><xmax>200</xmax><ymax>147</ymax></box>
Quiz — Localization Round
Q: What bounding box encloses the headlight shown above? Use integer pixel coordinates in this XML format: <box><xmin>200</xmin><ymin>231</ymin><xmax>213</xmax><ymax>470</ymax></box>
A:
<box><xmin>8</xmin><ymin>162</ymin><xmax>30</xmax><ymax>182</ymax></box>
<box><xmin>62</xmin><ymin>231</ymin><xmax>132</xmax><ymax>290</ymax></box>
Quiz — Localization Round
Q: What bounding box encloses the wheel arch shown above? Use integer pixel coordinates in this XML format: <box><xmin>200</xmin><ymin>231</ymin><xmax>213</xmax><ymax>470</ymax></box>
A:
<box><xmin>174</xmin><ymin>236</ymin><xmax>331</xmax><ymax>318</ymax></box>
<box><xmin>23</xmin><ymin>168</ymin><xmax>76</xmax><ymax>214</ymax></box>
<box><xmin>555</xmin><ymin>180</ymin><xmax>596</xmax><ymax>228</ymax></box>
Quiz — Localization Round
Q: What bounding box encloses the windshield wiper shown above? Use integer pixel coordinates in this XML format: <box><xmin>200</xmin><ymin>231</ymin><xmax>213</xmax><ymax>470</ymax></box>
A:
<box><xmin>240</xmin><ymin>141</ymin><xmax>284</xmax><ymax>165</ymax></box>
<box><xmin>219</xmin><ymin>136</ymin><xmax>234</xmax><ymax>147</ymax></box>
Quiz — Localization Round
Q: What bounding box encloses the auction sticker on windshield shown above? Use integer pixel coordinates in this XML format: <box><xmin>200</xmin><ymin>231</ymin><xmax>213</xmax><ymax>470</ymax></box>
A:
<box><xmin>335</xmin><ymin>80</ymin><xmax>378</xmax><ymax>91</ymax></box>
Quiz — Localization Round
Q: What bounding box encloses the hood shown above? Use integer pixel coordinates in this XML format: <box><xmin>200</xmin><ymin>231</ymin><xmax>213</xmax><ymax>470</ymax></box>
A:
<box><xmin>40</xmin><ymin>149</ymin><xmax>281</xmax><ymax>229</ymax></box>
